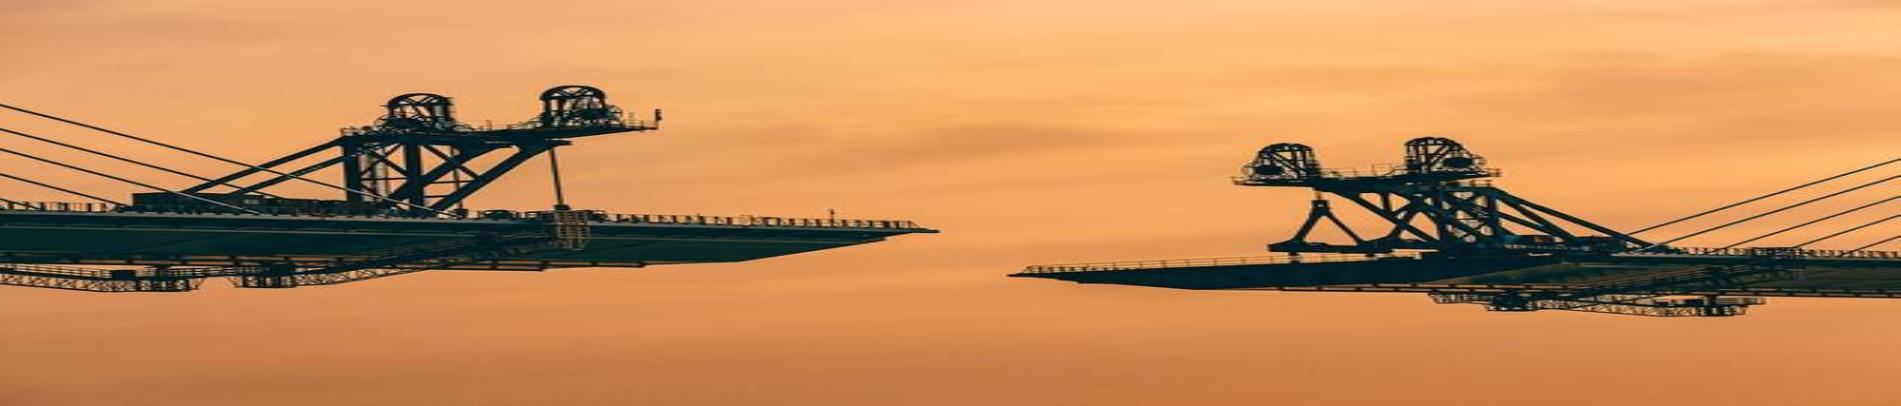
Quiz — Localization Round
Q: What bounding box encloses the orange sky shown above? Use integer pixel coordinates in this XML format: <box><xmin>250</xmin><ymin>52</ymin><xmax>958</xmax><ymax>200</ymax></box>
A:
<box><xmin>2</xmin><ymin>1</ymin><xmax>1899</xmax><ymax>405</ymax></box>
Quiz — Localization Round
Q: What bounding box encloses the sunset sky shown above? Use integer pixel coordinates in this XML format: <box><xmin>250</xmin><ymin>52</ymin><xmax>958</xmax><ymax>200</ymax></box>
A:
<box><xmin>2</xmin><ymin>1</ymin><xmax>1899</xmax><ymax>405</ymax></box>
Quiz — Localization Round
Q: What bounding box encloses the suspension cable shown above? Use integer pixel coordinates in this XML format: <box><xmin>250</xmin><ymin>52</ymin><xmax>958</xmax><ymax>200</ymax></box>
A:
<box><xmin>0</xmin><ymin>171</ymin><xmax>127</xmax><ymax>205</ymax></box>
<box><xmin>1848</xmin><ymin>235</ymin><xmax>1898</xmax><ymax>253</ymax></box>
<box><xmin>1641</xmin><ymin>175</ymin><xmax>1895</xmax><ymax>250</ymax></box>
<box><xmin>1795</xmin><ymin>215</ymin><xmax>1897</xmax><ymax>248</ymax></box>
<box><xmin>0</xmin><ymin>126</ymin><xmax>283</xmax><ymax>199</ymax></box>
<box><xmin>1632</xmin><ymin>159</ymin><xmax>1897</xmax><ymax>234</ymax></box>
<box><xmin>1718</xmin><ymin>196</ymin><xmax>1897</xmax><ymax>249</ymax></box>
<box><xmin>0</xmin><ymin>146</ymin><xmax>258</xmax><ymax>213</ymax></box>
<box><xmin>0</xmin><ymin>103</ymin><xmax>454</xmax><ymax>216</ymax></box>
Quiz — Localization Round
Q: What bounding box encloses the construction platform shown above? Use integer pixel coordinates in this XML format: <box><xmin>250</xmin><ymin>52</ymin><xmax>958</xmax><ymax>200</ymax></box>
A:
<box><xmin>1012</xmin><ymin>249</ymin><xmax>1901</xmax><ymax>317</ymax></box>
<box><xmin>1013</xmin><ymin>249</ymin><xmax>1901</xmax><ymax>294</ymax></box>
<box><xmin>0</xmin><ymin>204</ymin><xmax>933</xmax><ymax>269</ymax></box>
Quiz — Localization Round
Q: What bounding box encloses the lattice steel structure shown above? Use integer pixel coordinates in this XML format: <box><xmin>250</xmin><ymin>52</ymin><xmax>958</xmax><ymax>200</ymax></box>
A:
<box><xmin>1238</xmin><ymin>137</ymin><xmax>1649</xmax><ymax>255</ymax></box>
<box><xmin>172</xmin><ymin>85</ymin><xmax>659</xmax><ymax>215</ymax></box>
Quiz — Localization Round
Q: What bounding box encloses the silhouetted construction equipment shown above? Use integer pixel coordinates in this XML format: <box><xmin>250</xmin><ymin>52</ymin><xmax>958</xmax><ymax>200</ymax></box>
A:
<box><xmin>0</xmin><ymin>85</ymin><xmax>933</xmax><ymax>292</ymax></box>
<box><xmin>1015</xmin><ymin>138</ymin><xmax>1897</xmax><ymax>317</ymax></box>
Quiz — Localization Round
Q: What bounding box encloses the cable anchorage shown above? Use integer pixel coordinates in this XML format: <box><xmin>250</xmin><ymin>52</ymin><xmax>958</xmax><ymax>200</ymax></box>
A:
<box><xmin>0</xmin><ymin>102</ymin><xmax>455</xmax><ymax>217</ymax></box>
<box><xmin>0</xmin><ymin>145</ymin><xmax>257</xmax><ymax>213</ymax></box>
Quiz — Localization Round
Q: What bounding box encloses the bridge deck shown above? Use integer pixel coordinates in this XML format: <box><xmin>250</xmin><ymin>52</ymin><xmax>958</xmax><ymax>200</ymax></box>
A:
<box><xmin>0</xmin><ymin>209</ymin><xmax>936</xmax><ymax>268</ymax></box>
<box><xmin>1011</xmin><ymin>250</ymin><xmax>1901</xmax><ymax>297</ymax></box>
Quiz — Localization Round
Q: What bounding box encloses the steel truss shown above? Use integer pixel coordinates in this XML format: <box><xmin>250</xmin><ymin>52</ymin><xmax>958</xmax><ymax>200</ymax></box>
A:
<box><xmin>179</xmin><ymin>85</ymin><xmax>658</xmax><ymax>215</ymax></box>
<box><xmin>1241</xmin><ymin>137</ymin><xmax>1651</xmax><ymax>255</ymax></box>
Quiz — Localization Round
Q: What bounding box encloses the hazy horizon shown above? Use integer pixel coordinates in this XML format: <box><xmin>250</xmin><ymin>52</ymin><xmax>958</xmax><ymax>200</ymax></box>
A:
<box><xmin>2</xmin><ymin>1</ymin><xmax>1898</xmax><ymax>405</ymax></box>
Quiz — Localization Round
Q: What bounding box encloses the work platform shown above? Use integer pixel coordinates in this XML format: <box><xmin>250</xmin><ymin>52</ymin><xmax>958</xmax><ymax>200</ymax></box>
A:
<box><xmin>0</xmin><ymin>204</ymin><xmax>935</xmax><ymax>292</ymax></box>
<box><xmin>1012</xmin><ymin>249</ymin><xmax>1901</xmax><ymax>316</ymax></box>
<box><xmin>1013</xmin><ymin>249</ymin><xmax>1901</xmax><ymax>292</ymax></box>
<box><xmin>0</xmin><ymin>205</ymin><xmax>933</xmax><ymax>269</ymax></box>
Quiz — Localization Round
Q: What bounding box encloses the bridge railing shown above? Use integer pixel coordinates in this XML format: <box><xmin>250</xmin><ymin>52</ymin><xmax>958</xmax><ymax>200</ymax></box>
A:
<box><xmin>0</xmin><ymin>200</ymin><xmax>928</xmax><ymax>230</ymax></box>
<box><xmin>339</xmin><ymin>115</ymin><xmax>661</xmax><ymax>137</ymax></box>
<box><xmin>0</xmin><ymin>263</ymin><xmax>120</xmax><ymax>279</ymax></box>
<box><xmin>592</xmin><ymin>212</ymin><xmax>924</xmax><ymax>230</ymax></box>
<box><xmin>1621</xmin><ymin>247</ymin><xmax>1899</xmax><ymax>259</ymax></box>
<box><xmin>0</xmin><ymin>201</ymin><xmax>122</xmax><ymax>212</ymax></box>
<box><xmin>1497</xmin><ymin>243</ymin><xmax>1898</xmax><ymax>259</ymax></box>
<box><xmin>1310</xmin><ymin>164</ymin><xmax>1499</xmax><ymax>179</ymax></box>
<box><xmin>1020</xmin><ymin>252</ymin><xmax>1419</xmax><ymax>274</ymax></box>
<box><xmin>1235</xmin><ymin>164</ymin><xmax>1503</xmax><ymax>184</ymax></box>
